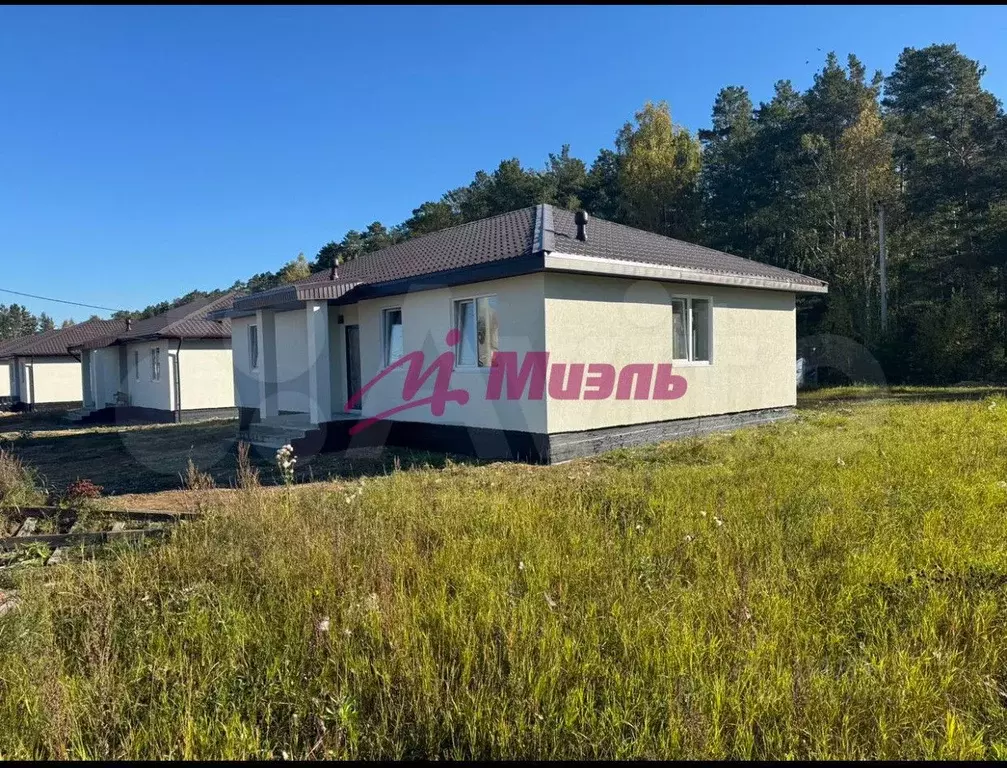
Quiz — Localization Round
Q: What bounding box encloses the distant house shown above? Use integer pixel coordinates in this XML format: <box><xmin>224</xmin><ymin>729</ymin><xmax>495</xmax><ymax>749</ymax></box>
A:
<box><xmin>68</xmin><ymin>293</ymin><xmax>239</xmax><ymax>424</ymax></box>
<box><xmin>0</xmin><ymin>319</ymin><xmax>129</xmax><ymax>410</ymax></box>
<box><xmin>215</xmin><ymin>205</ymin><xmax>828</xmax><ymax>463</ymax></box>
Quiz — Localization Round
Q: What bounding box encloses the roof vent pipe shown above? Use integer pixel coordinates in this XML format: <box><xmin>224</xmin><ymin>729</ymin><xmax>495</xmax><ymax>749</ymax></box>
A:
<box><xmin>126</xmin><ymin>318</ymin><xmax>132</xmax><ymax>330</ymax></box>
<box><xmin>575</xmin><ymin>210</ymin><xmax>589</xmax><ymax>241</ymax></box>
<box><xmin>329</xmin><ymin>263</ymin><xmax>337</xmax><ymax>281</ymax></box>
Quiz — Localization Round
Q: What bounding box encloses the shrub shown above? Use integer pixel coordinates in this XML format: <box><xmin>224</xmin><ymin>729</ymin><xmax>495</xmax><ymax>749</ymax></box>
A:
<box><xmin>235</xmin><ymin>441</ymin><xmax>259</xmax><ymax>489</ymax></box>
<box><xmin>182</xmin><ymin>458</ymin><xmax>216</xmax><ymax>492</ymax></box>
<box><xmin>61</xmin><ymin>478</ymin><xmax>103</xmax><ymax>507</ymax></box>
<box><xmin>0</xmin><ymin>448</ymin><xmax>45</xmax><ymax>507</ymax></box>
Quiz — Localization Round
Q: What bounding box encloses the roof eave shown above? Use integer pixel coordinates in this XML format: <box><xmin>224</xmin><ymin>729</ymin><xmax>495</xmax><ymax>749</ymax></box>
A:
<box><xmin>543</xmin><ymin>251</ymin><xmax>828</xmax><ymax>294</ymax></box>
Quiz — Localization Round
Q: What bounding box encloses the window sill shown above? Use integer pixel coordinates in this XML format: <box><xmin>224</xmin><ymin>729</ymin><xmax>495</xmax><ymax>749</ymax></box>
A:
<box><xmin>452</xmin><ymin>366</ymin><xmax>495</xmax><ymax>374</ymax></box>
<box><xmin>673</xmin><ymin>360</ymin><xmax>712</xmax><ymax>368</ymax></box>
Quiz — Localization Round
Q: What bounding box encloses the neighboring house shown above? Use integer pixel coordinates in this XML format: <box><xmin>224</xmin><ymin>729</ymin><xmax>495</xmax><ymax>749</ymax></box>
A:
<box><xmin>215</xmin><ymin>205</ymin><xmax>828</xmax><ymax>463</ymax></box>
<box><xmin>0</xmin><ymin>319</ymin><xmax>130</xmax><ymax>410</ymax></box>
<box><xmin>68</xmin><ymin>293</ymin><xmax>239</xmax><ymax>424</ymax></box>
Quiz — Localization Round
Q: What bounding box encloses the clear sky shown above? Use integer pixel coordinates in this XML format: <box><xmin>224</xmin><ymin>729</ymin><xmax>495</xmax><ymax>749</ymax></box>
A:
<box><xmin>1</xmin><ymin>5</ymin><xmax>1006</xmax><ymax>323</ymax></box>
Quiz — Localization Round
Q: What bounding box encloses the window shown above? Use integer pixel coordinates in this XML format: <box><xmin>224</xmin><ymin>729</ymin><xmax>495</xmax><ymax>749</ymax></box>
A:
<box><xmin>151</xmin><ymin>346</ymin><xmax>161</xmax><ymax>381</ymax></box>
<box><xmin>382</xmin><ymin>308</ymin><xmax>403</xmax><ymax>367</ymax></box>
<box><xmin>134</xmin><ymin>350</ymin><xmax>139</xmax><ymax>381</ymax></box>
<box><xmin>249</xmin><ymin>324</ymin><xmax>259</xmax><ymax>370</ymax></box>
<box><xmin>672</xmin><ymin>297</ymin><xmax>712</xmax><ymax>363</ymax></box>
<box><xmin>454</xmin><ymin>296</ymin><xmax>498</xmax><ymax>368</ymax></box>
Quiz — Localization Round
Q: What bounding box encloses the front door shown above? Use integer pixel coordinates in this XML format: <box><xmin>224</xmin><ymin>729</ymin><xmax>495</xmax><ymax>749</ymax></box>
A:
<box><xmin>345</xmin><ymin>324</ymin><xmax>361</xmax><ymax>412</ymax></box>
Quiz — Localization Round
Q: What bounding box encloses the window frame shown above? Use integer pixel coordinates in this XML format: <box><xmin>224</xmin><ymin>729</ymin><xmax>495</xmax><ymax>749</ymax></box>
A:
<box><xmin>452</xmin><ymin>293</ymin><xmax>499</xmax><ymax>371</ymax></box>
<box><xmin>248</xmin><ymin>324</ymin><xmax>259</xmax><ymax>371</ymax></box>
<box><xmin>151</xmin><ymin>346</ymin><xmax>161</xmax><ymax>382</ymax></box>
<box><xmin>381</xmin><ymin>306</ymin><xmax>404</xmax><ymax>368</ymax></box>
<box><xmin>670</xmin><ymin>295</ymin><xmax>714</xmax><ymax>366</ymax></box>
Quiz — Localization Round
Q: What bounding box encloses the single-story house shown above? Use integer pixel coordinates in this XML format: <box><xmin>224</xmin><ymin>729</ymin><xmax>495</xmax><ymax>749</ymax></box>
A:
<box><xmin>0</xmin><ymin>318</ymin><xmax>130</xmax><ymax>410</ymax></box>
<box><xmin>215</xmin><ymin>205</ymin><xmax>827</xmax><ymax>463</ymax></box>
<box><xmin>68</xmin><ymin>293</ymin><xmax>239</xmax><ymax>424</ymax></box>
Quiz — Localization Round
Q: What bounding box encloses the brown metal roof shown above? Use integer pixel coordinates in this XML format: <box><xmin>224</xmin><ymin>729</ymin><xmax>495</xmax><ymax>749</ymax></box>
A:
<box><xmin>0</xmin><ymin>318</ymin><xmax>130</xmax><ymax>359</ymax></box>
<box><xmin>229</xmin><ymin>204</ymin><xmax>826</xmax><ymax>313</ymax></box>
<box><xmin>72</xmin><ymin>292</ymin><xmax>240</xmax><ymax>351</ymax></box>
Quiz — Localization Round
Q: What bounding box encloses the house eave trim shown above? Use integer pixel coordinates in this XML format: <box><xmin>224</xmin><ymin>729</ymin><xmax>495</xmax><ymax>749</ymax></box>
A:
<box><xmin>543</xmin><ymin>252</ymin><xmax>829</xmax><ymax>294</ymax></box>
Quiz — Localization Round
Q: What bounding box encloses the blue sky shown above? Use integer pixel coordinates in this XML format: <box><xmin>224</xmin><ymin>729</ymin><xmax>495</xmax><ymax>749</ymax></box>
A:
<box><xmin>1</xmin><ymin>5</ymin><xmax>1006</xmax><ymax>323</ymax></box>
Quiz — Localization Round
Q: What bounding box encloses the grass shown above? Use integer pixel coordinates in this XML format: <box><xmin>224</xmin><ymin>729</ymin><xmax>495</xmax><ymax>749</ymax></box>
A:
<box><xmin>4</xmin><ymin>393</ymin><xmax>1007</xmax><ymax>757</ymax></box>
<box><xmin>0</xmin><ymin>411</ymin><xmax>475</xmax><ymax>495</ymax></box>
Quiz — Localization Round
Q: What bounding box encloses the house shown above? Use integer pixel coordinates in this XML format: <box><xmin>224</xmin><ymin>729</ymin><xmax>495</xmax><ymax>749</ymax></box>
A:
<box><xmin>215</xmin><ymin>205</ymin><xmax>827</xmax><ymax>463</ymax></box>
<box><xmin>0</xmin><ymin>318</ymin><xmax>130</xmax><ymax>410</ymax></box>
<box><xmin>67</xmin><ymin>293</ymin><xmax>239</xmax><ymax>424</ymax></box>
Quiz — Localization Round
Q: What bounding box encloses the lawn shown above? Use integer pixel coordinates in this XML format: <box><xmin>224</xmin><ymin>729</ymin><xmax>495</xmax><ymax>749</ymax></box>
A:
<box><xmin>4</xmin><ymin>393</ymin><xmax>1007</xmax><ymax>758</ymax></box>
<box><xmin>0</xmin><ymin>411</ymin><xmax>473</xmax><ymax>496</ymax></box>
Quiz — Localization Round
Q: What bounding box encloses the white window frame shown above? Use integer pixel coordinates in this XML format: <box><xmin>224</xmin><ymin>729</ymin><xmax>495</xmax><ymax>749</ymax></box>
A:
<box><xmin>452</xmin><ymin>293</ymin><xmax>499</xmax><ymax>371</ymax></box>
<box><xmin>381</xmin><ymin>307</ymin><xmax>404</xmax><ymax>368</ymax></box>
<box><xmin>151</xmin><ymin>346</ymin><xmax>161</xmax><ymax>381</ymax></box>
<box><xmin>671</xmin><ymin>295</ymin><xmax>713</xmax><ymax>366</ymax></box>
<box><xmin>134</xmin><ymin>349</ymin><xmax>140</xmax><ymax>381</ymax></box>
<box><xmin>249</xmin><ymin>324</ymin><xmax>259</xmax><ymax>371</ymax></box>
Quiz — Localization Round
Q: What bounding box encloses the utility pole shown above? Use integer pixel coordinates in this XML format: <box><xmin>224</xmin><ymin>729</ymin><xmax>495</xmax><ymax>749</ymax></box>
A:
<box><xmin>878</xmin><ymin>203</ymin><xmax>888</xmax><ymax>333</ymax></box>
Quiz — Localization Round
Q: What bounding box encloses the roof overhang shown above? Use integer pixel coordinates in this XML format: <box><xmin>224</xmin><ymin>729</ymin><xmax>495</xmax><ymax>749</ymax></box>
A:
<box><xmin>543</xmin><ymin>252</ymin><xmax>829</xmax><ymax>294</ymax></box>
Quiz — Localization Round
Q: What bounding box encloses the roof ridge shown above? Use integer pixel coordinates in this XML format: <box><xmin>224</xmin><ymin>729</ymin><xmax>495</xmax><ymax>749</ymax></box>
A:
<box><xmin>533</xmin><ymin>203</ymin><xmax>555</xmax><ymax>254</ymax></box>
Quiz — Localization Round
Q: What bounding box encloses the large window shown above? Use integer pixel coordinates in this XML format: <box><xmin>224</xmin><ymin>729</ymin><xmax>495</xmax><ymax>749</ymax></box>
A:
<box><xmin>134</xmin><ymin>350</ymin><xmax>140</xmax><ymax>381</ymax></box>
<box><xmin>249</xmin><ymin>324</ymin><xmax>259</xmax><ymax>370</ymax></box>
<box><xmin>151</xmin><ymin>346</ymin><xmax>161</xmax><ymax>381</ymax></box>
<box><xmin>454</xmin><ymin>296</ymin><xmax>498</xmax><ymax>368</ymax></box>
<box><xmin>382</xmin><ymin>308</ymin><xmax>403</xmax><ymax>367</ymax></box>
<box><xmin>671</xmin><ymin>297</ymin><xmax>712</xmax><ymax>363</ymax></box>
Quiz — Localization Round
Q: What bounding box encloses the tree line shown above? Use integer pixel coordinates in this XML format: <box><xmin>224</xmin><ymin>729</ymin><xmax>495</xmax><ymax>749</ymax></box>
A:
<box><xmin>6</xmin><ymin>43</ymin><xmax>1006</xmax><ymax>383</ymax></box>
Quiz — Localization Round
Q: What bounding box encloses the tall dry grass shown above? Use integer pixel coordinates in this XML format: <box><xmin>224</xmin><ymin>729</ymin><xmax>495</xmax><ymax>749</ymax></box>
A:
<box><xmin>3</xmin><ymin>397</ymin><xmax>1007</xmax><ymax>757</ymax></box>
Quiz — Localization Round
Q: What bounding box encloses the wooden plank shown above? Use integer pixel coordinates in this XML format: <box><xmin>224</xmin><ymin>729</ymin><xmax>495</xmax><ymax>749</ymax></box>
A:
<box><xmin>3</xmin><ymin>507</ymin><xmax>199</xmax><ymax>522</ymax></box>
<box><xmin>0</xmin><ymin>528</ymin><xmax>169</xmax><ymax>552</ymax></box>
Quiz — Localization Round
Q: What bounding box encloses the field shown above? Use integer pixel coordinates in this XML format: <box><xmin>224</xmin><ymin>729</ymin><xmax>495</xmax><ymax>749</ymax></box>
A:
<box><xmin>4</xmin><ymin>390</ymin><xmax>1007</xmax><ymax>758</ymax></box>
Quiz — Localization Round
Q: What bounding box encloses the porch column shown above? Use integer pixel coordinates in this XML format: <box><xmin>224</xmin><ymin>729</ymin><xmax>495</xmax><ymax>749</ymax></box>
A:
<box><xmin>256</xmin><ymin>309</ymin><xmax>279</xmax><ymax>419</ymax></box>
<box><xmin>306</xmin><ymin>301</ymin><xmax>332</xmax><ymax>424</ymax></box>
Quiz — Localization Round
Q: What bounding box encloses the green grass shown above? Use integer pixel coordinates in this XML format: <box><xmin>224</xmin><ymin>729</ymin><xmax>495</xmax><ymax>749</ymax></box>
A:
<box><xmin>0</xmin><ymin>412</ymin><xmax>474</xmax><ymax>495</ymax></box>
<box><xmin>5</xmin><ymin>394</ymin><xmax>1007</xmax><ymax>757</ymax></box>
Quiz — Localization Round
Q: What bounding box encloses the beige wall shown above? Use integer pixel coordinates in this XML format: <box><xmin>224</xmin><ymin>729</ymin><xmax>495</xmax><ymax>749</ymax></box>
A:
<box><xmin>177</xmin><ymin>339</ymin><xmax>234</xmax><ymax>410</ymax></box>
<box><xmin>543</xmin><ymin>273</ymin><xmax>796</xmax><ymax>434</ymax></box>
<box><xmin>351</xmin><ymin>273</ymin><xmax>548</xmax><ymax>433</ymax></box>
<box><xmin>21</xmin><ymin>356</ymin><xmax>83</xmax><ymax>404</ymax></box>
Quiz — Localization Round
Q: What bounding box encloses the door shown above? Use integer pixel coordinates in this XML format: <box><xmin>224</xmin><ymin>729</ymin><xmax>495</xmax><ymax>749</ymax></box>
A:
<box><xmin>345</xmin><ymin>324</ymin><xmax>361</xmax><ymax>412</ymax></box>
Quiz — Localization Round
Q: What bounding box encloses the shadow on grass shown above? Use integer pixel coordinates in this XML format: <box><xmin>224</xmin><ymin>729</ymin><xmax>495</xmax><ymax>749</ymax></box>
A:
<box><xmin>4</xmin><ymin>417</ymin><xmax>484</xmax><ymax>497</ymax></box>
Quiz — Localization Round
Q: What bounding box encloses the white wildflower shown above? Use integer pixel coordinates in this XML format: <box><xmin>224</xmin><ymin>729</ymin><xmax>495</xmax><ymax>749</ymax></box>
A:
<box><xmin>518</xmin><ymin>560</ymin><xmax>525</xmax><ymax>571</ymax></box>
<box><xmin>316</xmin><ymin>617</ymin><xmax>330</xmax><ymax>633</ymax></box>
<box><xmin>684</xmin><ymin>534</ymin><xmax>695</xmax><ymax>543</ymax></box>
<box><xmin>700</xmin><ymin>510</ymin><xmax>707</xmax><ymax>517</ymax></box>
<box><xmin>714</xmin><ymin>516</ymin><xmax>724</xmax><ymax>527</ymax></box>
<box><xmin>836</xmin><ymin>457</ymin><xmax>846</xmax><ymax>467</ymax></box>
<box><xmin>543</xmin><ymin>592</ymin><xmax>557</xmax><ymax>610</ymax></box>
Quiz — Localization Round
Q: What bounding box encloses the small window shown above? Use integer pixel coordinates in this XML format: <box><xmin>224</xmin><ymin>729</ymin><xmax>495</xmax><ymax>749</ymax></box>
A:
<box><xmin>249</xmin><ymin>324</ymin><xmax>259</xmax><ymax>370</ymax></box>
<box><xmin>672</xmin><ymin>297</ymin><xmax>712</xmax><ymax>363</ymax></box>
<box><xmin>151</xmin><ymin>346</ymin><xmax>161</xmax><ymax>381</ymax></box>
<box><xmin>134</xmin><ymin>350</ymin><xmax>139</xmax><ymax>381</ymax></box>
<box><xmin>382</xmin><ymin>308</ymin><xmax>403</xmax><ymax>367</ymax></box>
<box><xmin>454</xmin><ymin>296</ymin><xmax>498</xmax><ymax>368</ymax></box>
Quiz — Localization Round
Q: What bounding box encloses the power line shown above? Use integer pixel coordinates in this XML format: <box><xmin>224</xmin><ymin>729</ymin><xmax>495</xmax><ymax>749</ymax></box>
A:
<box><xmin>0</xmin><ymin>287</ymin><xmax>126</xmax><ymax>314</ymax></box>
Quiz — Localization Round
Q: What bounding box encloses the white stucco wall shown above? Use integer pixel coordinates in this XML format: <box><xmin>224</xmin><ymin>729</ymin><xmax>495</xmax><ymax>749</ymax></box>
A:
<box><xmin>351</xmin><ymin>273</ymin><xmax>548</xmax><ymax>433</ymax></box>
<box><xmin>231</xmin><ymin>315</ymin><xmax>258</xmax><ymax>409</ymax></box>
<box><xmin>0</xmin><ymin>361</ymin><xmax>10</xmax><ymax>398</ymax></box>
<box><xmin>19</xmin><ymin>356</ymin><xmax>83</xmax><ymax>405</ymax></box>
<box><xmin>177</xmin><ymin>339</ymin><xmax>234</xmax><ymax>410</ymax></box>
<box><xmin>275</xmin><ymin>308</ymin><xmax>310</xmax><ymax>413</ymax></box>
<box><xmin>543</xmin><ymin>273</ymin><xmax>797</xmax><ymax>434</ymax></box>
<box><xmin>91</xmin><ymin>347</ymin><xmax>122</xmax><ymax>408</ymax></box>
<box><xmin>125</xmin><ymin>341</ymin><xmax>172</xmax><ymax>410</ymax></box>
